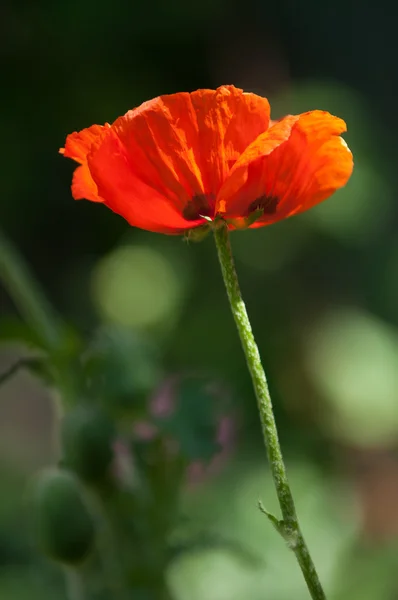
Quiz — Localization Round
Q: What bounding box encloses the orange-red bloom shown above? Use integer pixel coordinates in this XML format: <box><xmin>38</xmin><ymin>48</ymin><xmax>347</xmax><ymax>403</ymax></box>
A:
<box><xmin>60</xmin><ymin>85</ymin><xmax>353</xmax><ymax>235</ymax></box>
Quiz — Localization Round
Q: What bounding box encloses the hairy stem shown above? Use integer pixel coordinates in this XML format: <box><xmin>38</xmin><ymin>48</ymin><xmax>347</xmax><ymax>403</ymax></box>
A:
<box><xmin>213</xmin><ymin>222</ymin><xmax>326</xmax><ymax>600</ymax></box>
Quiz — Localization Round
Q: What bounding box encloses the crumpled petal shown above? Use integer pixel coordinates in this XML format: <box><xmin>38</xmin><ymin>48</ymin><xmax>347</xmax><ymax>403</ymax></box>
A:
<box><xmin>71</xmin><ymin>163</ymin><xmax>102</xmax><ymax>203</ymax></box>
<box><xmin>61</xmin><ymin>89</ymin><xmax>353</xmax><ymax>236</ymax></box>
<box><xmin>87</xmin><ymin>126</ymin><xmax>205</xmax><ymax>233</ymax></box>
<box><xmin>61</xmin><ymin>124</ymin><xmax>107</xmax><ymax>163</ymax></box>
<box><xmin>217</xmin><ymin>110</ymin><xmax>353</xmax><ymax>227</ymax></box>
<box><xmin>189</xmin><ymin>86</ymin><xmax>270</xmax><ymax>194</ymax></box>
<box><xmin>87</xmin><ymin>85</ymin><xmax>271</xmax><ymax>231</ymax></box>
<box><xmin>60</xmin><ymin>124</ymin><xmax>109</xmax><ymax>202</ymax></box>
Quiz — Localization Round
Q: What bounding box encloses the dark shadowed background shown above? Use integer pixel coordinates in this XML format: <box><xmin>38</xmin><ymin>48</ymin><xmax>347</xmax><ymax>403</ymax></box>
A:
<box><xmin>1</xmin><ymin>0</ymin><xmax>398</xmax><ymax>598</ymax></box>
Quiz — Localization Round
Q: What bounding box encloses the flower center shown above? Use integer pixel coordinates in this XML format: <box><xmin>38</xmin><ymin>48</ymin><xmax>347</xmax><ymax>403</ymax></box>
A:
<box><xmin>183</xmin><ymin>194</ymin><xmax>215</xmax><ymax>221</ymax></box>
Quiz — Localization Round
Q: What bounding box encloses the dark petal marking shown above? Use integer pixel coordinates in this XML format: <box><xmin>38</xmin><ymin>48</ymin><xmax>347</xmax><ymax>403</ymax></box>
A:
<box><xmin>247</xmin><ymin>195</ymin><xmax>280</xmax><ymax>216</ymax></box>
<box><xmin>183</xmin><ymin>193</ymin><xmax>215</xmax><ymax>221</ymax></box>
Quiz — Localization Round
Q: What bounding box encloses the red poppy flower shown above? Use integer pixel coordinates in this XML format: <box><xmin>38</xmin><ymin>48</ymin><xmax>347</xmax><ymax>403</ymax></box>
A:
<box><xmin>60</xmin><ymin>85</ymin><xmax>353</xmax><ymax>235</ymax></box>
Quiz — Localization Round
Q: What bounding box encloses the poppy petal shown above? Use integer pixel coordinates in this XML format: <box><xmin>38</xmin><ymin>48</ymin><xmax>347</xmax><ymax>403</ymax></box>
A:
<box><xmin>61</xmin><ymin>124</ymin><xmax>108</xmax><ymax>163</ymax></box>
<box><xmin>87</xmin><ymin>127</ymin><xmax>205</xmax><ymax>234</ymax></box>
<box><xmin>87</xmin><ymin>86</ymin><xmax>270</xmax><ymax>232</ymax></box>
<box><xmin>106</xmin><ymin>96</ymin><xmax>206</xmax><ymax>212</ymax></box>
<box><xmin>61</xmin><ymin>124</ymin><xmax>109</xmax><ymax>202</ymax></box>
<box><xmin>217</xmin><ymin>110</ymin><xmax>353</xmax><ymax>227</ymax></box>
<box><xmin>189</xmin><ymin>86</ymin><xmax>271</xmax><ymax>194</ymax></box>
<box><xmin>110</xmin><ymin>86</ymin><xmax>270</xmax><ymax>205</ymax></box>
<box><xmin>71</xmin><ymin>164</ymin><xmax>103</xmax><ymax>203</ymax></box>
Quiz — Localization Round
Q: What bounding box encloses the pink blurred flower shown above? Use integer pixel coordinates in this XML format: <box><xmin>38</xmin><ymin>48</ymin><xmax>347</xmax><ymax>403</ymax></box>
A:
<box><xmin>187</xmin><ymin>415</ymin><xmax>236</xmax><ymax>486</ymax></box>
<box><xmin>133</xmin><ymin>421</ymin><xmax>158</xmax><ymax>441</ymax></box>
<box><xmin>135</xmin><ymin>373</ymin><xmax>237</xmax><ymax>486</ymax></box>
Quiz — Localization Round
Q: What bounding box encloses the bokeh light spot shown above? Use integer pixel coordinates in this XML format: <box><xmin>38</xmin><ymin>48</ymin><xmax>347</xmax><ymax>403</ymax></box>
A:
<box><xmin>91</xmin><ymin>244</ymin><xmax>183</xmax><ymax>329</ymax></box>
<box><xmin>305</xmin><ymin>307</ymin><xmax>398</xmax><ymax>445</ymax></box>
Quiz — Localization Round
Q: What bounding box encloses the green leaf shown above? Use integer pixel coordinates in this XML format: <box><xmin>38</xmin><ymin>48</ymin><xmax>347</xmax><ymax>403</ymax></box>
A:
<box><xmin>0</xmin><ymin>316</ymin><xmax>44</xmax><ymax>348</ymax></box>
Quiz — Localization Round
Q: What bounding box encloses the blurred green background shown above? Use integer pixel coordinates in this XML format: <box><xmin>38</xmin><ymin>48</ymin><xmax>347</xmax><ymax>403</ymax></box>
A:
<box><xmin>2</xmin><ymin>0</ymin><xmax>398</xmax><ymax>598</ymax></box>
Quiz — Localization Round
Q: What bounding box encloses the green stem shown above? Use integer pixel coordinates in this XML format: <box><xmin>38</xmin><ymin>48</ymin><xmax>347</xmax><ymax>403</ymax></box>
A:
<box><xmin>64</xmin><ymin>567</ymin><xmax>86</xmax><ymax>600</ymax></box>
<box><xmin>84</xmin><ymin>488</ymin><xmax>127</xmax><ymax>600</ymax></box>
<box><xmin>0</xmin><ymin>228</ymin><xmax>61</xmax><ymax>351</ymax></box>
<box><xmin>213</xmin><ymin>222</ymin><xmax>326</xmax><ymax>600</ymax></box>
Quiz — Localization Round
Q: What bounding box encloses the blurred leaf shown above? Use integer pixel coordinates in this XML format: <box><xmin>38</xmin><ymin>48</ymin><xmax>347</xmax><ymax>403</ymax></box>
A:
<box><xmin>83</xmin><ymin>325</ymin><xmax>163</xmax><ymax>412</ymax></box>
<box><xmin>0</xmin><ymin>317</ymin><xmax>85</xmax><ymax>405</ymax></box>
<box><xmin>0</xmin><ymin>317</ymin><xmax>44</xmax><ymax>348</ymax></box>
<box><xmin>61</xmin><ymin>405</ymin><xmax>116</xmax><ymax>484</ymax></box>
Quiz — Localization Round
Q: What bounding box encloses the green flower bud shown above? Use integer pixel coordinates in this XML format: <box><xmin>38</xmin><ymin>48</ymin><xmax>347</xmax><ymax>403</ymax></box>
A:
<box><xmin>32</xmin><ymin>468</ymin><xmax>95</xmax><ymax>565</ymax></box>
<box><xmin>61</xmin><ymin>406</ymin><xmax>115</xmax><ymax>483</ymax></box>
